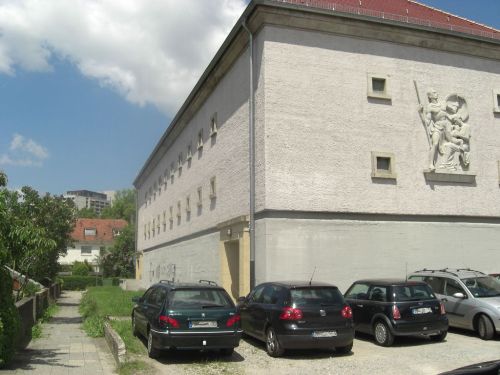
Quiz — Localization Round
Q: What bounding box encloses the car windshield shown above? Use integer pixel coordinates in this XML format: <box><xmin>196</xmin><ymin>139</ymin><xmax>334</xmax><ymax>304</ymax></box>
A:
<box><xmin>169</xmin><ymin>289</ymin><xmax>234</xmax><ymax>309</ymax></box>
<box><xmin>461</xmin><ymin>277</ymin><xmax>500</xmax><ymax>298</ymax></box>
<box><xmin>291</xmin><ymin>287</ymin><xmax>344</xmax><ymax>307</ymax></box>
<box><xmin>393</xmin><ymin>284</ymin><xmax>436</xmax><ymax>301</ymax></box>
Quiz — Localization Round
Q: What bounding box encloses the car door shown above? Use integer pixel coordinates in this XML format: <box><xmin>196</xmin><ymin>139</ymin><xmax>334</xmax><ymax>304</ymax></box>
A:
<box><xmin>366</xmin><ymin>285</ymin><xmax>389</xmax><ymax>328</ymax></box>
<box><xmin>134</xmin><ymin>288</ymin><xmax>154</xmax><ymax>335</ymax></box>
<box><xmin>345</xmin><ymin>283</ymin><xmax>371</xmax><ymax>333</ymax></box>
<box><xmin>144</xmin><ymin>287</ymin><xmax>165</xmax><ymax>330</ymax></box>
<box><xmin>240</xmin><ymin>284</ymin><xmax>266</xmax><ymax>337</ymax></box>
<box><xmin>442</xmin><ymin>278</ymin><xmax>471</xmax><ymax>328</ymax></box>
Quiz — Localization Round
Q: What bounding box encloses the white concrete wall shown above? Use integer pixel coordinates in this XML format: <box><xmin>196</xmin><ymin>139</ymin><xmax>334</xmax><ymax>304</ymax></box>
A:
<box><xmin>263</xmin><ymin>25</ymin><xmax>500</xmax><ymax>217</ymax></box>
<box><xmin>141</xmin><ymin>232</ymin><xmax>220</xmax><ymax>289</ymax></box>
<box><xmin>255</xmin><ymin>217</ymin><xmax>500</xmax><ymax>293</ymax></box>
<box><xmin>59</xmin><ymin>244</ymin><xmax>100</xmax><ymax>265</ymax></box>
<box><xmin>136</xmin><ymin>30</ymin><xmax>266</xmax><ymax>252</ymax></box>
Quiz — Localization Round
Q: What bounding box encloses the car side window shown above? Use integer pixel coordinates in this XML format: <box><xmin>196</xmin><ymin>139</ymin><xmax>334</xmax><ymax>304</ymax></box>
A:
<box><xmin>154</xmin><ymin>288</ymin><xmax>168</xmax><ymax>307</ymax></box>
<box><xmin>345</xmin><ymin>283</ymin><xmax>370</xmax><ymax>300</ymax></box>
<box><xmin>424</xmin><ymin>276</ymin><xmax>445</xmax><ymax>294</ymax></box>
<box><xmin>146</xmin><ymin>288</ymin><xmax>159</xmax><ymax>305</ymax></box>
<box><xmin>141</xmin><ymin>288</ymin><xmax>154</xmax><ymax>303</ymax></box>
<box><xmin>368</xmin><ymin>286</ymin><xmax>388</xmax><ymax>302</ymax></box>
<box><xmin>249</xmin><ymin>285</ymin><xmax>266</xmax><ymax>303</ymax></box>
<box><xmin>444</xmin><ymin>278</ymin><xmax>465</xmax><ymax>296</ymax></box>
<box><xmin>260</xmin><ymin>285</ymin><xmax>282</xmax><ymax>304</ymax></box>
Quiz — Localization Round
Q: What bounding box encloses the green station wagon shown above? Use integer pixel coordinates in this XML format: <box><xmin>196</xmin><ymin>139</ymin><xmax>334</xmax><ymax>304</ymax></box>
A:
<box><xmin>131</xmin><ymin>280</ymin><xmax>242</xmax><ymax>358</ymax></box>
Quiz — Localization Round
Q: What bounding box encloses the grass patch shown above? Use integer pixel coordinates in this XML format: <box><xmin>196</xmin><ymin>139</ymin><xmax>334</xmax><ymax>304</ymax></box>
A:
<box><xmin>110</xmin><ymin>320</ymin><xmax>146</xmax><ymax>355</ymax></box>
<box><xmin>31</xmin><ymin>303</ymin><xmax>59</xmax><ymax>339</ymax></box>
<box><xmin>118</xmin><ymin>360</ymin><xmax>154</xmax><ymax>375</ymax></box>
<box><xmin>79</xmin><ymin>286</ymin><xmax>143</xmax><ymax>338</ymax></box>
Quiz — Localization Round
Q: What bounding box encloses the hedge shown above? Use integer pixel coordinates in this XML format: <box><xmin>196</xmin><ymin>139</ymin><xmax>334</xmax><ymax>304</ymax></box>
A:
<box><xmin>60</xmin><ymin>276</ymin><xmax>120</xmax><ymax>290</ymax></box>
<box><xmin>0</xmin><ymin>270</ymin><xmax>20</xmax><ymax>368</ymax></box>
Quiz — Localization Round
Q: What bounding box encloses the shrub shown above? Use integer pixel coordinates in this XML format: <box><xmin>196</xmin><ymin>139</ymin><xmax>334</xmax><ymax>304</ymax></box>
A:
<box><xmin>60</xmin><ymin>276</ymin><xmax>102</xmax><ymax>290</ymax></box>
<box><xmin>0</xmin><ymin>270</ymin><xmax>20</xmax><ymax>368</ymax></box>
<box><xmin>72</xmin><ymin>261</ymin><xmax>93</xmax><ymax>276</ymax></box>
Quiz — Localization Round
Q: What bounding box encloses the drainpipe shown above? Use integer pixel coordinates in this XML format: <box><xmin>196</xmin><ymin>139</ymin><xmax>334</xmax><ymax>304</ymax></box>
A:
<box><xmin>242</xmin><ymin>21</ymin><xmax>256</xmax><ymax>289</ymax></box>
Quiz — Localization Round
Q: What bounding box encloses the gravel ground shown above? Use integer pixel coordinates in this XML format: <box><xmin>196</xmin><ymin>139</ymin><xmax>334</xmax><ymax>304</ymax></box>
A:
<box><xmin>144</xmin><ymin>328</ymin><xmax>499</xmax><ymax>375</ymax></box>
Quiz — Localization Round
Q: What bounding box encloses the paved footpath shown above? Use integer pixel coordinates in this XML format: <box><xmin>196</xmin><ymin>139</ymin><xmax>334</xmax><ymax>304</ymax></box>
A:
<box><xmin>4</xmin><ymin>291</ymin><xmax>116</xmax><ymax>375</ymax></box>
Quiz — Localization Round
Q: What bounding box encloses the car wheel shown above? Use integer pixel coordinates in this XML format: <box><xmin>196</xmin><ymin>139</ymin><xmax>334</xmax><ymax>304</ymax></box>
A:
<box><xmin>132</xmin><ymin>314</ymin><xmax>139</xmax><ymax>337</ymax></box>
<box><xmin>220</xmin><ymin>348</ymin><xmax>234</xmax><ymax>356</ymax></box>
<box><xmin>147</xmin><ymin>330</ymin><xmax>160</xmax><ymax>358</ymax></box>
<box><xmin>335</xmin><ymin>342</ymin><xmax>353</xmax><ymax>354</ymax></box>
<box><xmin>373</xmin><ymin>321</ymin><xmax>394</xmax><ymax>347</ymax></box>
<box><xmin>430</xmin><ymin>330</ymin><xmax>447</xmax><ymax>342</ymax></box>
<box><xmin>266</xmin><ymin>327</ymin><xmax>284</xmax><ymax>357</ymax></box>
<box><xmin>477</xmin><ymin>315</ymin><xmax>494</xmax><ymax>340</ymax></box>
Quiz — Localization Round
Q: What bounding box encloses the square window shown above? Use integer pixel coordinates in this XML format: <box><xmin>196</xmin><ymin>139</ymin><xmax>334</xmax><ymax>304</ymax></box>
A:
<box><xmin>371</xmin><ymin>152</ymin><xmax>397</xmax><ymax>179</ymax></box>
<box><xmin>210</xmin><ymin>113</ymin><xmax>218</xmax><ymax>137</ymax></box>
<box><xmin>210</xmin><ymin>177</ymin><xmax>216</xmax><ymax>199</ymax></box>
<box><xmin>197</xmin><ymin>187</ymin><xmax>203</xmax><ymax>207</ymax></box>
<box><xmin>367</xmin><ymin>74</ymin><xmax>391</xmax><ymax>100</ymax></box>
<box><xmin>494</xmin><ymin>90</ymin><xmax>500</xmax><ymax>113</ymax></box>
<box><xmin>197</xmin><ymin>129</ymin><xmax>204</xmax><ymax>149</ymax></box>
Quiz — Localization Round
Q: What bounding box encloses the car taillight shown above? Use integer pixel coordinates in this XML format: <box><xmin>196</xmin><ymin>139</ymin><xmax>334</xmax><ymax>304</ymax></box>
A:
<box><xmin>341</xmin><ymin>305</ymin><xmax>353</xmax><ymax>319</ymax></box>
<box><xmin>279</xmin><ymin>307</ymin><xmax>303</xmax><ymax>320</ymax></box>
<box><xmin>226</xmin><ymin>314</ymin><xmax>241</xmax><ymax>327</ymax></box>
<box><xmin>440</xmin><ymin>302</ymin><xmax>446</xmax><ymax>315</ymax></box>
<box><xmin>392</xmin><ymin>305</ymin><xmax>401</xmax><ymax>320</ymax></box>
<box><xmin>159</xmin><ymin>315</ymin><xmax>179</xmax><ymax>329</ymax></box>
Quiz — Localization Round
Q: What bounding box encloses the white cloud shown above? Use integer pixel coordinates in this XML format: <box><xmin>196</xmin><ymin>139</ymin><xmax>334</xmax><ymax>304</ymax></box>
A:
<box><xmin>0</xmin><ymin>0</ymin><xmax>247</xmax><ymax>114</ymax></box>
<box><xmin>0</xmin><ymin>133</ymin><xmax>48</xmax><ymax>167</ymax></box>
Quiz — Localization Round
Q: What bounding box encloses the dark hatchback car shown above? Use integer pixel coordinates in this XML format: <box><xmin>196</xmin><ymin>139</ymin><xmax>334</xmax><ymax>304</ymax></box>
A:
<box><xmin>344</xmin><ymin>279</ymin><xmax>448</xmax><ymax>346</ymax></box>
<box><xmin>131</xmin><ymin>281</ymin><xmax>242</xmax><ymax>358</ymax></box>
<box><xmin>238</xmin><ymin>281</ymin><xmax>354</xmax><ymax>357</ymax></box>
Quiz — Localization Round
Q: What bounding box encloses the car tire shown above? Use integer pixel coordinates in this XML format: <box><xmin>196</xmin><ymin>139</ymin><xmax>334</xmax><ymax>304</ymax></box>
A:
<box><xmin>147</xmin><ymin>330</ymin><xmax>160</xmax><ymax>359</ymax></box>
<box><xmin>220</xmin><ymin>348</ymin><xmax>234</xmax><ymax>356</ymax></box>
<box><xmin>335</xmin><ymin>342</ymin><xmax>353</xmax><ymax>354</ymax></box>
<box><xmin>430</xmin><ymin>330</ymin><xmax>447</xmax><ymax>342</ymax></box>
<box><xmin>477</xmin><ymin>315</ymin><xmax>495</xmax><ymax>340</ymax></box>
<box><xmin>373</xmin><ymin>321</ymin><xmax>394</xmax><ymax>347</ymax></box>
<box><xmin>132</xmin><ymin>314</ymin><xmax>139</xmax><ymax>337</ymax></box>
<box><xmin>266</xmin><ymin>327</ymin><xmax>284</xmax><ymax>357</ymax></box>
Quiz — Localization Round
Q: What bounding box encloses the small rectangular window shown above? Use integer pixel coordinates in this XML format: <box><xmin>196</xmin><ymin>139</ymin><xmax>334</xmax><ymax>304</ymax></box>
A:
<box><xmin>367</xmin><ymin>74</ymin><xmax>391</xmax><ymax>100</ymax></box>
<box><xmin>169</xmin><ymin>206</ymin><xmax>174</xmax><ymax>222</ymax></box>
<box><xmin>81</xmin><ymin>246</ymin><xmax>92</xmax><ymax>255</ymax></box>
<box><xmin>210</xmin><ymin>113</ymin><xmax>218</xmax><ymax>137</ymax></box>
<box><xmin>187</xmin><ymin>144</ymin><xmax>193</xmax><ymax>160</ymax></box>
<box><xmin>197</xmin><ymin>129</ymin><xmax>204</xmax><ymax>149</ymax></box>
<box><xmin>210</xmin><ymin>177</ymin><xmax>216</xmax><ymax>199</ymax></box>
<box><xmin>177</xmin><ymin>201</ymin><xmax>181</xmax><ymax>218</ymax></box>
<box><xmin>371</xmin><ymin>152</ymin><xmax>397</xmax><ymax>179</ymax></box>
<box><xmin>186</xmin><ymin>195</ymin><xmax>191</xmax><ymax>213</ymax></box>
<box><xmin>495</xmin><ymin>90</ymin><xmax>500</xmax><ymax>113</ymax></box>
<box><xmin>163</xmin><ymin>211</ymin><xmax>167</xmax><ymax>231</ymax></box>
<box><xmin>84</xmin><ymin>228</ymin><xmax>96</xmax><ymax>236</ymax></box>
<box><xmin>152</xmin><ymin>218</ymin><xmax>156</xmax><ymax>237</ymax></box>
<box><xmin>178</xmin><ymin>153</ymin><xmax>183</xmax><ymax>170</ymax></box>
<box><xmin>197</xmin><ymin>187</ymin><xmax>203</xmax><ymax>207</ymax></box>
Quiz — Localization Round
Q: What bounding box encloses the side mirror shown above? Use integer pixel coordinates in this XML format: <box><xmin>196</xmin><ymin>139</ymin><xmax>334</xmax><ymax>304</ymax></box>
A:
<box><xmin>237</xmin><ymin>296</ymin><xmax>246</xmax><ymax>303</ymax></box>
<box><xmin>132</xmin><ymin>296</ymin><xmax>142</xmax><ymax>303</ymax></box>
<box><xmin>452</xmin><ymin>292</ymin><xmax>465</xmax><ymax>299</ymax></box>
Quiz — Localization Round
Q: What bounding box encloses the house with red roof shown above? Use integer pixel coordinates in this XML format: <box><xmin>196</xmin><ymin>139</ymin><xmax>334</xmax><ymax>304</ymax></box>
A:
<box><xmin>134</xmin><ymin>0</ymin><xmax>500</xmax><ymax>299</ymax></box>
<box><xmin>59</xmin><ymin>218</ymin><xmax>128</xmax><ymax>272</ymax></box>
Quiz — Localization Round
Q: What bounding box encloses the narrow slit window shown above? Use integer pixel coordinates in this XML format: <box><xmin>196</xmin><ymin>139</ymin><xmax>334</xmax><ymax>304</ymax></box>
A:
<box><xmin>497</xmin><ymin>94</ymin><xmax>500</xmax><ymax>108</ymax></box>
<box><xmin>169</xmin><ymin>206</ymin><xmax>173</xmax><ymax>222</ymax></box>
<box><xmin>197</xmin><ymin>187</ymin><xmax>203</xmax><ymax>207</ymax></box>
<box><xmin>177</xmin><ymin>201</ymin><xmax>181</xmax><ymax>218</ymax></box>
<box><xmin>210</xmin><ymin>177</ymin><xmax>216</xmax><ymax>199</ymax></box>
<box><xmin>178</xmin><ymin>153</ymin><xmax>183</xmax><ymax>170</ymax></box>
<box><xmin>187</xmin><ymin>144</ymin><xmax>193</xmax><ymax>160</ymax></box>
<box><xmin>210</xmin><ymin>113</ymin><xmax>218</xmax><ymax>136</ymax></box>
<box><xmin>197</xmin><ymin>129</ymin><xmax>204</xmax><ymax>149</ymax></box>
<box><xmin>163</xmin><ymin>211</ymin><xmax>166</xmax><ymax>231</ymax></box>
<box><xmin>186</xmin><ymin>195</ymin><xmax>191</xmax><ymax>213</ymax></box>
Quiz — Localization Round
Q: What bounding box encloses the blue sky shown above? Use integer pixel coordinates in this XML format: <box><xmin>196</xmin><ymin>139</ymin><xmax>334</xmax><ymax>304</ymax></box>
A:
<box><xmin>0</xmin><ymin>0</ymin><xmax>498</xmax><ymax>195</ymax></box>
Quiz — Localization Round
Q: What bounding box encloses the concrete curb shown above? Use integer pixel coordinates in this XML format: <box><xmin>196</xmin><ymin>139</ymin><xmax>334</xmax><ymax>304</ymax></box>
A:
<box><xmin>103</xmin><ymin>320</ymin><xmax>127</xmax><ymax>365</ymax></box>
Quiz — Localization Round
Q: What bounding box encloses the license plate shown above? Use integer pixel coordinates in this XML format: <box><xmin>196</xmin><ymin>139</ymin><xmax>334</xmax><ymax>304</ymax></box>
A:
<box><xmin>190</xmin><ymin>321</ymin><xmax>218</xmax><ymax>328</ymax></box>
<box><xmin>412</xmin><ymin>307</ymin><xmax>432</xmax><ymax>315</ymax></box>
<box><xmin>312</xmin><ymin>330</ymin><xmax>337</xmax><ymax>338</ymax></box>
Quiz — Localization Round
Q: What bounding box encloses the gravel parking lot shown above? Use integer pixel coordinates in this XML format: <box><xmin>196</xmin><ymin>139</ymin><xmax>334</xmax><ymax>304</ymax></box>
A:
<box><xmin>146</xmin><ymin>328</ymin><xmax>499</xmax><ymax>375</ymax></box>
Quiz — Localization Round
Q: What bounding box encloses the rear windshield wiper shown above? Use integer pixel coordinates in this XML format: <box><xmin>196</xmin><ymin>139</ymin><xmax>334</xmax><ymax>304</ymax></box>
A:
<box><xmin>320</xmin><ymin>303</ymin><xmax>340</xmax><ymax>307</ymax></box>
<box><xmin>201</xmin><ymin>304</ymin><xmax>226</xmax><ymax>308</ymax></box>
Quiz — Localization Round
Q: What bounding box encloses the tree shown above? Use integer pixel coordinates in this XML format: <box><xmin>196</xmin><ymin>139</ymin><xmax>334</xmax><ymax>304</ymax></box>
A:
<box><xmin>77</xmin><ymin>207</ymin><xmax>98</xmax><ymax>218</ymax></box>
<box><xmin>102</xmin><ymin>225</ymin><xmax>135</xmax><ymax>278</ymax></box>
<box><xmin>101</xmin><ymin>189</ymin><xmax>135</xmax><ymax>223</ymax></box>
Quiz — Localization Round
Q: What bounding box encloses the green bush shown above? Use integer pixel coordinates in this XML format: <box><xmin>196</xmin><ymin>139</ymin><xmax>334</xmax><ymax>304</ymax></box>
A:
<box><xmin>72</xmin><ymin>261</ymin><xmax>93</xmax><ymax>276</ymax></box>
<box><xmin>0</xmin><ymin>270</ymin><xmax>20</xmax><ymax>368</ymax></box>
<box><xmin>60</xmin><ymin>276</ymin><xmax>102</xmax><ymax>290</ymax></box>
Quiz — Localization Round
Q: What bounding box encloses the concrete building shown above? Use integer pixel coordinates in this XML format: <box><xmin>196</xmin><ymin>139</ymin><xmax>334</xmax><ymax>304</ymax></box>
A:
<box><xmin>134</xmin><ymin>0</ymin><xmax>500</xmax><ymax>299</ymax></box>
<box><xmin>59</xmin><ymin>218</ymin><xmax>128</xmax><ymax>272</ymax></box>
<box><xmin>65</xmin><ymin>190</ymin><xmax>112</xmax><ymax>215</ymax></box>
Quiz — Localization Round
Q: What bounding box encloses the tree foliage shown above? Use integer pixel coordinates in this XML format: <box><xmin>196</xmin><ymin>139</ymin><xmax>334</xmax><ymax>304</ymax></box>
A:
<box><xmin>102</xmin><ymin>225</ymin><xmax>135</xmax><ymax>278</ymax></box>
<box><xmin>77</xmin><ymin>207</ymin><xmax>98</xmax><ymax>219</ymax></box>
<box><xmin>101</xmin><ymin>189</ymin><xmax>135</xmax><ymax>223</ymax></box>
<box><xmin>0</xmin><ymin>269</ymin><xmax>20</xmax><ymax>368</ymax></box>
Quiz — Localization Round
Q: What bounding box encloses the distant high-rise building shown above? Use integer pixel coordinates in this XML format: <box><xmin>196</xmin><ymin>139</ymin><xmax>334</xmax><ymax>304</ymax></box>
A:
<box><xmin>65</xmin><ymin>189</ymin><xmax>111</xmax><ymax>215</ymax></box>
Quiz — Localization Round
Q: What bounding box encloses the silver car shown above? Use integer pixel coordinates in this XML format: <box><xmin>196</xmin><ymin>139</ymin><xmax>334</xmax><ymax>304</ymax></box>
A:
<box><xmin>408</xmin><ymin>269</ymin><xmax>500</xmax><ymax>340</ymax></box>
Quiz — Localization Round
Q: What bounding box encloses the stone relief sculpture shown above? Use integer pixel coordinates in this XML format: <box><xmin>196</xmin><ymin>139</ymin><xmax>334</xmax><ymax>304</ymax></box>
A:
<box><xmin>416</xmin><ymin>86</ymin><xmax>471</xmax><ymax>172</ymax></box>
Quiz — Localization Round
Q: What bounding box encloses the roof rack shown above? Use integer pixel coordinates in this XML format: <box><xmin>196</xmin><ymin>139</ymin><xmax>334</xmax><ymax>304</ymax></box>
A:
<box><xmin>413</xmin><ymin>268</ymin><xmax>485</xmax><ymax>277</ymax></box>
<box><xmin>199</xmin><ymin>279</ymin><xmax>218</xmax><ymax>286</ymax></box>
<box><xmin>159</xmin><ymin>280</ymin><xmax>174</xmax><ymax>284</ymax></box>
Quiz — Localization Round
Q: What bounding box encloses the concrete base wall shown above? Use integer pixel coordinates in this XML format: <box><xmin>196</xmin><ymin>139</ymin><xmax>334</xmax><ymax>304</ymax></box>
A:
<box><xmin>141</xmin><ymin>231</ymin><xmax>220</xmax><ymax>289</ymax></box>
<box><xmin>255</xmin><ymin>216</ymin><xmax>500</xmax><ymax>293</ymax></box>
